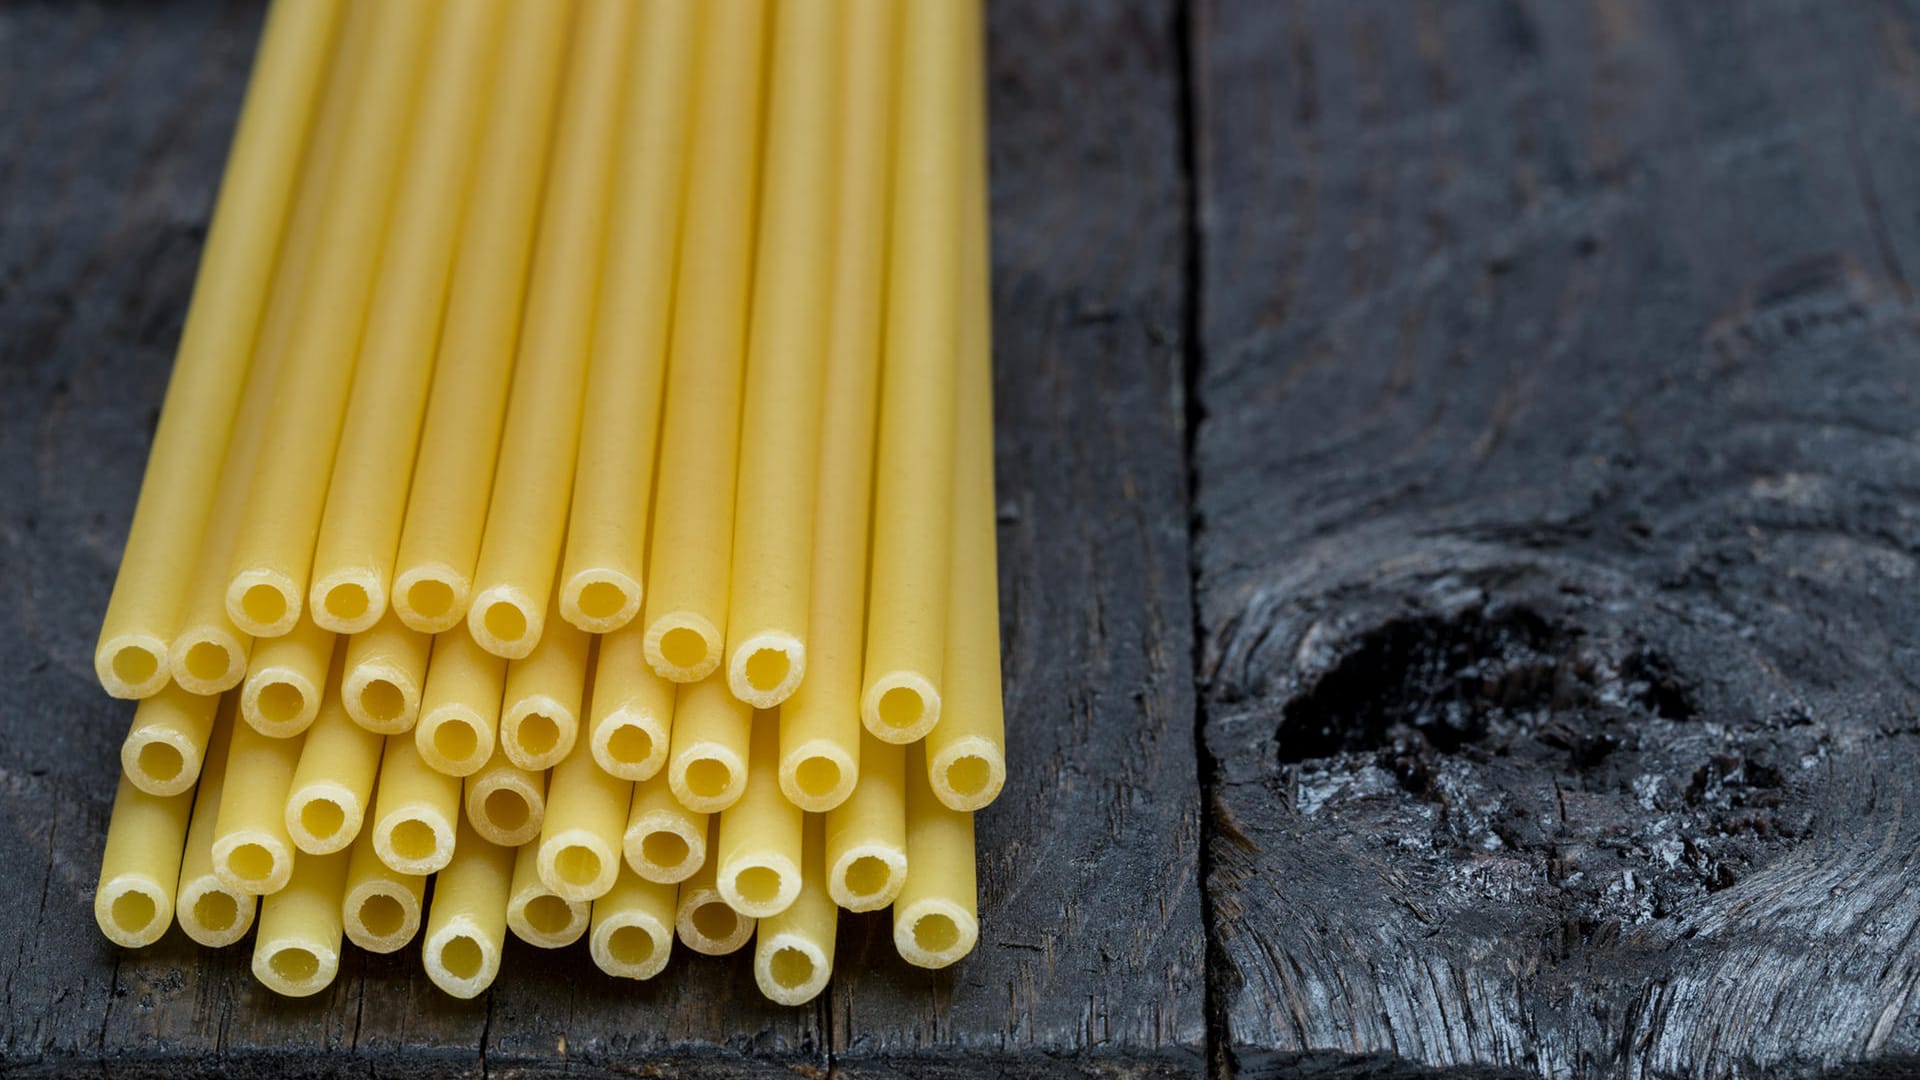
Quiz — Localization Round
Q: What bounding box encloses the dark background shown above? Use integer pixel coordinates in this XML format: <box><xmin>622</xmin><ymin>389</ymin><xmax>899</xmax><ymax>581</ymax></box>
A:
<box><xmin>4</xmin><ymin>0</ymin><xmax>1919</xmax><ymax>1076</ymax></box>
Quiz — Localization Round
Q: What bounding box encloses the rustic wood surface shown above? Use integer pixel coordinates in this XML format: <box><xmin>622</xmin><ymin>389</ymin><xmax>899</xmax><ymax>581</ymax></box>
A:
<box><xmin>4</xmin><ymin>0</ymin><xmax>1919</xmax><ymax>1076</ymax></box>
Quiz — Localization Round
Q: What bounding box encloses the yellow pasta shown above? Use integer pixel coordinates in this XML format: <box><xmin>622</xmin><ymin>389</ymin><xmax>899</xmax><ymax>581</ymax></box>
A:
<box><xmin>665</xmin><ymin>677</ymin><xmax>752</xmax><ymax>813</ymax></box>
<box><xmin>507</xmin><ymin>840</ymin><xmax>589</xmax><ymax>948</ymax></box>
<box><xmin>463</xmin><ymin>751</ymin><xmax>547</xmax><ymax>848</ymax></box>
<box><xmin>715</xmin><ymin>710</ymin><xmax>803</xmax><ymax>918</ymax></box>
<box><xmin>284</xmin><ymin>672</ymin><xmax>384</xmax><ymax>854</ymax></box>
<box><xmin>342</xmin><ymin>609</ymin><xmax>431</xmax><ymax>735</ymax></box>
<box><xmin>535</xmin><ymin>736</ymin><xmax>631</xmax><ymax>901</ymax></box>
<box><xmin>120</xmin><ymin>682</ymin><xmax>220</xmax><ymax>797</ymax></box>
<box><xmin>224</xmin><ymin>0</ymin><xmax>440</xmax><ymax>639</ymax></box>
<box><xmin>389</xmin><ymin>0</ymin><xmax>571</xmax><ymax>635</ymax></box>
<box><xmin>94</xmin><ymin>774</ymin><xmax>191</xmax><ymax>948</ymax></box>
<box><xmin>823</xmin><ymin>732</ymin><xmax>907</xmax><ymax>911</ymax></box>
<box><xmin>623</xmin><ymin>770</ymin><xmax>707</xmax><ymax>884</ymax></box>
<box><xmin>776</xmin><ymin>0</ymin><xmax>898</xmax><ymax>812</ymax></box>
<box><xmin>251</xmin><ymin>848</ymin><xmax>351</xmax><ymax>997</ymax></box>
<box><xmin>893</xmin><ymin>742</ymin><xmax>978</xmax><ymax>969</ymax></box>
<box><xmin>240</xmin><ymin>614</ymin><xmax>335</xmax><ymax>738</ymax></box>
<box><xmin>415</xmin><ymin>624</ymin><xmax>508</xmax><ymax>776</ymax></box>
<box><xmin>589</xmin><ymin>861</ymin><xmax>677</xmax><ymax>980</ymax></box>
<box><xmin>94</xmin><ymin>0</ymin><xmax>344</xmax><ymax>699</ymax></box>
<box><xmin>639</xmin><ymin>0</ymin><xmax>771</xmax><ymax>683</ymax></box>
<box><xmin>368</xmin><ymin>735</ymin><xmax>461</xmax><ymax>875</ymax></box>
<box><xmin>466</xmin><ymin>0</ymin><xmax>632</xmax><ymax>660</ymax></box>
<box><xmin>499</xmin><ymin>605</ymin><xmax>589</xmax><ymax>771</ymax></box>
<box><xmin>724</xmin><ymin>0</ymin><xmax>839</xmax><ymax>710</ymax></box>
<box><xmin>860</xmin><ymin>0</ymin><xmax>975</xmax><ymax>744</ymax></box>
<box><xmin>422</xmin><ymin>817</ymin><xmax>513</xmax><ymax>999</ymax></box>
<box><xmin>211</xmin><ymin>718</ymin><xmax>307</xmax><ymax>895</ymax></box>
<box><xmin>308</xmin><ymin>0</ymin><xmax>505</xmax><ymax>634</ymax></box>
<box><xmin>587</xmin><ymin>625</ymin><xmax>674</xmax><ymax>780</ymax></box>
<box><xmin>558</xmin><ymin>0</ymin><xmax>699</xmax><ymax>635</ymax></box>
<box><xmin>926</xmin><ymin>7</ymin><xmax>1006</xmax><ymax>811</ymax></box>
<box><xmin>175</xmin><ymin>705</ymin><xmax>258</xmax><ymax>948</ymax></box>
<box><xmin>753</xmin><ymin>813</ymin><xmax>835</xmax><ymax>1005</ymax></box>
<box><xmin>341</xmin><ymin>824</ymin><xmax>425</xmax><ymax>954</ymax></box>
<box><xmin>674</xmin><ymin>818</ymin><xmax>754</xmax><ymax>956</ymax></box>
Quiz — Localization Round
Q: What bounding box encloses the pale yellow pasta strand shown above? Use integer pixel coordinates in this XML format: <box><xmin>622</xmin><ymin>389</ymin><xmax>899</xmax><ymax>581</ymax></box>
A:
<box><xmin>369</xmin><ymin>735</ymin><xmax>461</xmax><ymax>875</ymax></box>
<box><xmin>535</xmin><ymin>735</ymin><xmax>632</xmax><ymax>901</ymax></box>
<box><xmin>893</xmin><ymin>741</ymin><xmax>978</xmax><ymax>968</ymax></box>
<box><xmin>176</xmin><ymin>704</ymin><xmax>258</xmax><ymax>947</ymax></box>
<box><xmin>252</xmin><ymin>849</ymin><xmax>351</xmax><ymax>997</ymax></box>
<box><xmin>463</xmin><ymin>750</ymin><xmax>547</xmax><ymax>848</ymax></box>
<box><xmin>588</xmin><ymin>624</ymin><xmax>674</xmax><ymax>780</ymax></box>
<box><xmin>715</xmin><ymin>709</ymin><xmax>802</xmax><ymax>918</ymax></box>
<box><xmin>342</xmin><ymin>609</ymin><xmax>431</xmax><ymax>735</ymax></box>
<box><xmin>507</xmin><ymin>840</ymin><xmax>589</xmax><ymax>948</ymax></box>
<box><xmin>210</xmin><ymin>717</ymin><xmax>307</xmax><ymax>895</ymax></box>
<box><xmin>239</xmin><ymin>615</ymin><xmax>336</xmax><ymax>738</ymax></box>
<box><xmin>499</xmin><ymin>602</ymin><xmax>590</xmax><ymax>771</ymax></box>
<box><xmin>415</xmin><ymin>624</ymin><xmax>508</xmax><ymax>776</ymax></box>
<box><xmin>623</xmin><ymin>770</ymin><xmax>706</xmax><ymax>884</ymax></box>
<box><xmin>665</xmin><ymin>676</ymin><xmax>752</xmax><ymax>813</ymax></box>
<box><xmin>422</xmin><ymin>817</ymin><xmax>514</xmax><ymax>999</ymax></box>
<box><xmin>284</xmin><ymin>666</ymin><xmax>385</xmax><ymax>854</ymax></box>
<box><xmin>589</xmin><ymin>860</ymin><xmax>677</xmax><ymax>980</ymax></box>
<box><xmin>674</xmin><ymin>817</ymin><xmax>754</xmax><ymax>956</ymax></box>
<box><xmin>94</xmin><ymin>774</ymin><xmax>192</xmax><ymax>948</ymax></box>
<box><xmin>753</xmin><ymin>813</ymin><xmax>835</xmax><ymax>1005</ymax></box>
<box><xmin>120</xmin><ymin>682</ymin><xmax>220</xmax><ymax>797</ymax></box>
<box><xmin>823</xmin><ymin>731</ymin><xmax>907</xmax><ymax>911</ymax></box>
<box><xmin>341</xmin><ymin>823</ymin><xmax>425</xmax><ymax>954</ymax></box>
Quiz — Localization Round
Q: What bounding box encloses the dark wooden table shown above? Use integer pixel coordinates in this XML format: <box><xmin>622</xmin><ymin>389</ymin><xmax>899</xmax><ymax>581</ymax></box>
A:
<box><xmin>5</xmin><ymin>1</ymin><xmax>1919</xmax><ymax>1076</ymax></box>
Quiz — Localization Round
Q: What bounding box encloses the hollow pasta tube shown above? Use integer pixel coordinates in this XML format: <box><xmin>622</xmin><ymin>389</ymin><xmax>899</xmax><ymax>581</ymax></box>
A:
<box><xmin>893</xmin><ymin>741</ymin><xmax>979</xmax><ymax>968</ymax></box>
<box><xmin>415</xmin><ymin>624</ymin><xmax>508</xmax><ymax>777</ymax></box>
<box><xmin>665</xmin><ymin>676</ymin><xmax>752</xmax><ymax>813</ymax></box>
<box><xmin>753</xmin><ymin>813</ymin><xmax>835</xmax><ymax>1005</ymax></box>
<box><xmin>239</xmin><ymin>615</ymin><xmax>335</xmax><ymax>737</ymax></box>
<box><xmin>422</xmin><ymin>816</ymin><xmax>513</xmax><ymax>999</ymax></box>
<box><xmin>715</xmin><ymin>709</ymin><xmax>802</xmax><ymax>919</ymax></box>
<box><xmin>623</xmin><ymin>770</ymin><xmax>706</xmax><ymax>884</ymax></box>
<box><xmin>824</xmin><ymin>732</ymin><xmax>907</xmax><ymax>911</ymax></box>
<box><xmin>341</xmin><ymin>823</ymin><xmax>425</xmax><ymax>954</ymax></box>
<box><xmin>507</xmin><ymin>839</ymin><xmax>589</xmax><ymax>948</ymax></box>
<box><xmin>176</xmin><ymin>704</ymin><xmax>258</xmax><ymax>947</ymax></box>
<box><xmin>94</xmin><ymin>774</ymin><xmax>191</xmax><ymax>948</ymax></box>
<box><xmin>535</xmin><ymin>734</ymin><xmax>632</xmax><ymax>902</ymax></box>
<box><xmin>589</xmin><ymin>860</ymin><xmax>677</xmax><ymax>980</ymax></box>
<box><xmin>368</xmin><ymin>735</ymin><xmax>461</xmax><ymax>876</ymax></box>
<box><xmin>463</xmin><ymin>751</ymin><xmax>546</xmax><ymax>848</ymax></box>
<box><xmin>674</xmin><ymin>817</ymin><xmax>754</xmax><ymax>956</ymax></box>
<box><xmin>210</xmin><ymin>717</ymin><xmax>307</xmax><ymax>895</ymax></box>
<box><xmin>120</xmin><ymin>683</ymin><xmax>221</xmax><ymax>797</ymax></box>
<box><xmin>342</xmin><ymin>609</ymin><xmax>431</xmax><ymax>736</ymax></box>
<box><xmin>588</xmin><ymin>624</ymin><xmax>674</xmax><ymax>781</ymax></box>
<box><xmin>251</xmin><ymin>848</ymin><xmax>351</xmax><ymax>997</ymax></box>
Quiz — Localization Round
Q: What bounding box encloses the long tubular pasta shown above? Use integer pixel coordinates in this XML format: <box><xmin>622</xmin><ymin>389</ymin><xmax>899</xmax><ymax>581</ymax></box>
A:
<box><xmin>589</xmin><ymin>861</ymin><xmax>676</xmax><ymax>980</ymax></box>
<box><xmin>535</xmin><ymin>736</ymin><xmax>631</xmax><ymax>902</ymax></box>
<box><xmin>308</xmin><ymin>0</ymin><xmax>507</xmax><ymax>634</ymax></box>
<box><xmin>674</xmin><ymin>818</ymin><xmax>754</xmax><ymax>956</ymax></box>
<box><xmin>167</xmin><ymin>3</ymin><xmax>364</xmax><ymax>696</ymax></box>
<box><xmin>94</xmin><ymin>0</ymin><xmax>344</xmax><ymax>699</ymax></box>
<box><xmin>368</xmin><ymin>736</ymin><xmax>461</xmax><ymax>875</ymax></box>
<box><xmin>754</xmin><ymin>814</ymin><xmax>835</xmax><ymax>1005</ymax></box>
<box><xmin>499</xmin><ymin>605</ymin><xmax>589</xmax><ymax>771</ymax></box>
<box><xmin>415</xmin><ymin>625</ymin><xmax>508</xmax><ymax>776</ymax></box>
<box><xmin>665</xmin><ymin>677</ymin><xmax>752</xmax><ymax>813</ymax></box>
<box><xmin>556</xmin><ymin>0</ymin><xmax>698</xmax><ymax>637</ymax></box>
<box><xmin>926</xmin><ymin>7</ymin><xmax>1005</xmax><ymax>812</ymax></box>
<box><xmin>507</xmin><ymin>839</ymin><xmax>589</xmax><ymax>948</ymax></box>
<box><xmin>422</xmin><ymin>818</ymin><xmax>513</xmax><ymax>1000</ymax></box>
<box><xmin>639</xmin><ymin>0</ymin><xmax>772</xmax><ymax>684</ymax></box>
<box><xmin>893</xmin><ymin>742</ymin><xmax>978</xmax><ymax>969</ymax></box>
<box><xmin>94</xmin><ymin>774</ymin><xmax>191</xmax><ymax>948</ymax></box>
<box><xmin>860</xmin><ymin>0</ymin><xmax>975</xmax><ymax>743</ymax></box>
<box><xmin>623</xmin><ymin>770</ymin><xmax>707</xmax><ymax>884</ymax></box>
<box><xmin>120</xmin><ymin>683</ymin><xmax>220</xmax><ymax>797</ymax></box>
<box><xmin>776</xmin><ymin>0</ymin><xmax>898</xmax><ymax>812</ymax></box>
<box><xmin>824</xmin><ymin>732</ymin><xmax>907</xmax><ymax>911</ymax></box>
<box><xmin>463</xmin><ymin>751</ymin><xmax>546</xmax><ymax>848</ymax></box>
<box><xmin>715</xmin><ymin>710</ymin><xmax>802</xmax><ymax>918</ymax></box>
<box><xmin>341</xmin><ymin>824</ymin><xmax>425</xmax><ymax>954</ymax></box>
<box><xmin>723</xmin><ymin>0</ymin><xmax>840</xmax><ymax>710</ymax></box>
<box><xmin>390</xmin><ymin>0</ymin><xmax>572</xmax><ymax>635</ymax></box>
<box><xmin>239</xmin><ymin>615</ymin><xmax>335</xmax><ymax>737</ymax></box>
<box><xmin>588</xmin><ymin>625</ymin><xmax>674</xmax><ymax>780</ymax></box>
<box><xmin>176</xmin><ymin>705</ymin><xmax>258</xmax><ymax>947</ymax></box>
<box><xmin>342</xmin><ymin>610</ymin><xmax>431</xmax><ymax>735</ymax></box>
<box><xmin>285</xmin><ymin>671</ymin><xmax>384</xmax><ymax>854</ymax></box>
<box><xmin>466</xmin><ymin>0</ymin><xmax>633</xmax><ymax>661</ymax></box>
<box><xmin>224</xmin><ymin>0</ymin><xmax>440</xmax><ymax>639</ymax></box>
<box><xmin>210</xmin><ymin>719</ymin><xmax>307</xmax><ymax>895</ymax></box>
<box><xmin>251</xmin><ymin>849</ymin><xmax>351</xmax><ymax>997</ymax></box>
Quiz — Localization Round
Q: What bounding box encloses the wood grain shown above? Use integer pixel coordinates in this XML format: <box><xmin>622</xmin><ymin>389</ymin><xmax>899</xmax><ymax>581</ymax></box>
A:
<box><xmin>1191</xmin><ymin>0</ymin><xmax>1920</xmax><ymax>1075</ymax></box>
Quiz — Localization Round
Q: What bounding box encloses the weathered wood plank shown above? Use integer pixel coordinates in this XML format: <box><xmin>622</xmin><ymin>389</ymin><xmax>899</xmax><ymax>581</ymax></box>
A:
<box><xmin>1192</xmin><ymin>0</ymin><xmax>1920</xmax><ymax>1075</ymax></box>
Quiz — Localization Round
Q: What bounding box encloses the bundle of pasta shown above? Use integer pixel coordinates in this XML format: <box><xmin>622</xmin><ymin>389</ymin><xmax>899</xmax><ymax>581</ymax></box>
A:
<box><xmin>90</xmin><ymin>0</ymin><xmax>1001</xmax><ymax>1007</ymax></box>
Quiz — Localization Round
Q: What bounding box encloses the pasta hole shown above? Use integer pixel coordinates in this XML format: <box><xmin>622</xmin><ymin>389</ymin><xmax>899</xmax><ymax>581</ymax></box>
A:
<box><xmin>769</xmin><ymin>946</ymin><xmax>814</xmax><ymax>990</ymax></box>
<box><xmin>946</xmin><ymin>755</ymin><xmax>993</xmax><ymax>798</ymax></box>
<box><xmin>359</xmin><ymin>679</ymin><xmax>404</xmax><ymax>723</ymax></box>
<box><xmin>523</xmin><ymin>894</ymin><xmax>573</xmax><ymax>935</ymax></box>
<box><xmin>110</xmin><ymin>890</ymin><xmax>156</xmax><ymax>933</ymax></box>
<box><xmin>440</xmin><ymin>935</ymin><xmax>483</xmax><ymax>980</ymax></box>
<box><xmin>734</xmin><ymin>865</ymin><xmax>782</xmax><ymax>906</ymax></box>
<box><xmin>241</xmin><ymin>584</ymin><xmax>287</xmax><ymax>628</ymax></box>
<box><xmin>640</xmin><ymin>830</ymin><xmax>689</xmax><ymax>869</ymax></box>
<box><xmin>389</xmin><ymin>819</ymin><xmax>439</xmax><ymax>862</ymax></box>
<box><xmin>257</xmin><ymin>681</ymin><xmax>305</xmax><ymax>726</ymax></box>
<box><xmin>878</xmin><ymin>686</ymin><xmax>924</xmax><ymax>730</ymax></box>
<box><xmin>515</xmin><ymin>712</ymin><xmax>559</xmax><ymax>757</ymax></box>
<box><xmin>357</xmin><ymin>893</ymin><xmax>404</xmax><ymax>938</ymax></box>
<box><xmin>795</xmin><ymin>756</ymin><xmax>840</xmax><ymax>798</ymax></box>
<box><xmin>484</xmin><ymin>601</ymin><xmax>527</xmax><ymax>643</ymax></box>
<box><xmin>323</xmin><ymin>583</ymin><xmax>368</xmax><ymax>622</ymax></box>
<box><xmin>607</xmin><ymin>723</ymin><xmax>651</xmax><ymax>764</ymax></box>
<box><xmin>913</xmin><ymin>913</ymin><xmax>960</xmax><ymax>953</ymax></box>
<box><xmin>555</xmin><ymin>845</ymin><xmax>602</xmax><ymax>888</ymax></box>
<box><xmin>482</xmin><ymin>788</ymin><xmax>529</xmax><ymax>832</ymax></box>
<box><xmin>685</xmin><ymin>758</ymin><xmax>730</xmax><ymax>799</ymax></box>
<box><xmin>691</xmin><ymin>902</ymin><xmax>737</xmax><ymax>942</ymax></box>
<box><xmin>744</xmin><ymin>648</ymin><xmax>790</xmax><ymax>692</ymax></box>
<box><xmin>268</xmin><ymin>947</ymin><xmax>319</xmax><ymax>983</ymax></box>
<box><xmin>660</xmin><ymin>627</ymin><xmax>707</xmax><ymax>669</ymax></box>
<box><xmin>608</xmin><ymin>924</ymin><xmax>655</xmax><ymax>966</ymax></box>
<box><xmin>578</xmin><ymin>581</ymin><xmax>627</xmax><ymax>620</ymax></box>
<box><xmin>299</xmin><ymin>798</ymin><xmax>345</xmax><ymax>840</ymax></box>
<box><xmin>432</xmin><ymin>718</ymin><xmax>478</xmax><ymax>762</ymax></box>
<box><xmin>111</xmin><ymin>646</ymin><xmax>159</xmax><ymax>686</ymax></box>
<box><xmin>228</xmin><ymin>842</ymin><xmax>276</xmax><ymax>883</ymax></box>
<box><xmin>845</xmin><ymin>855</ymin><xmax>890</xmax><ymax>897</ymax></box>
<box><xmin>135</xmin><ymin>741</ymin><xmax>184</xmax><ymax>784</ymax></box>
<box><xmin>193</xmin><ymin>890</ymin><xmax>238</xmax><ymax>932</ymax></box>
<box><xmin>407</xmin><ymin>579</ymin><xmax>454</xmax><ymax>619</ymax></box>
<box><xmin>184</xmin><ymin>641</ymin><xmax>230</xmax><ymax>682</ymax></box>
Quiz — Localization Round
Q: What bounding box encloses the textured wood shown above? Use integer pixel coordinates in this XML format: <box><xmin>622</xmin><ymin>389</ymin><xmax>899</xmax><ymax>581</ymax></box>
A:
<box><xmin>1192</xmin><ymin>0</ymin><xmax>1920</xmax><ymax>1076</ymax></box>
<box><xmin>0</xmin><ymin>0</ymin><xmax>1204</xmax><ymax>1075</ymax></box>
